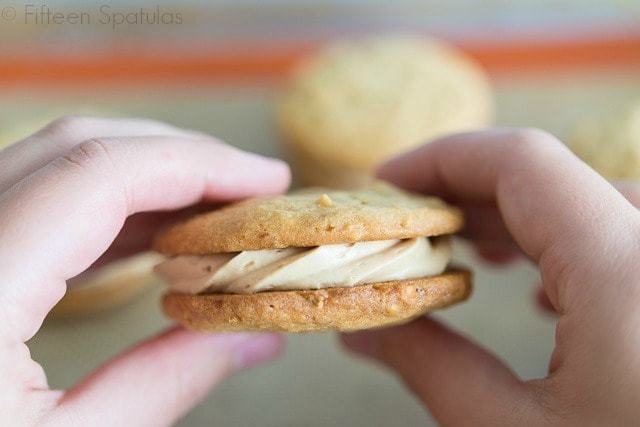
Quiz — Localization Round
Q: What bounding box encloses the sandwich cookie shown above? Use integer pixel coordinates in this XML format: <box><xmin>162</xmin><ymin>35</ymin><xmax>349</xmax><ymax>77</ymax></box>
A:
<box><xmin>154</xmin><ymin>183</ymin><xmax>471</xmax><ymax>332</ymax></box>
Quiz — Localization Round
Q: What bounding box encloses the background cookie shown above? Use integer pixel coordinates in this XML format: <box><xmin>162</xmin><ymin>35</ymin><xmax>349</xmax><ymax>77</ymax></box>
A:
<box><xmin>276</xmin><ymin>35</ymin><xmax>493</xmax><ymax>188</ymax></box>
<box><xmin>568</xmin><ymin>100</ymin><xmax>640</xmax><ymax>179</ymax></box>
<box><xmin>51</xmin><ymin>252</ymin><xmax>163</xmax><ymax>318</ymax></box>
<box><xmin>154</xmin><ymin>183</ymin><xmax>463</xmax><ymax>254</ymax></box>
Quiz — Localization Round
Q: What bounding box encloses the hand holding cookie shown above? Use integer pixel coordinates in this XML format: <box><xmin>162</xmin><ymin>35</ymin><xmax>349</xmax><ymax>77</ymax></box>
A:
<box><xmin>342</xmin><ymin>129</ymin><xmax>640</xmax><ymax>425</ymax></box>
<box><xmin>0</xmin><ymin>116</ymin><xmax>290</xmax><ymax>425</ymax></box>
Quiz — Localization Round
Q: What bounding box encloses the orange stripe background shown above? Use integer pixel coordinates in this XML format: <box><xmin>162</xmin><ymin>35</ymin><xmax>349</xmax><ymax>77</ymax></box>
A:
<box><xmin>2</xmin><ymin>34</ymin><xmax>640</xmax><ymax>86</ymax></box>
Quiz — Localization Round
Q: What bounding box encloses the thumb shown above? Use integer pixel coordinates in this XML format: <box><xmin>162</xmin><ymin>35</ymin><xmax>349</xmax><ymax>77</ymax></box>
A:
<box><xmin>341</xmin><ymin>317</ymin><xmax>545</xmax><ymax>425</ymax></box>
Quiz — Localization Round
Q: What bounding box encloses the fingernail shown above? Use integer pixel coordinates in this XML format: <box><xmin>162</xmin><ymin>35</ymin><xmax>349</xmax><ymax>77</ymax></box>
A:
<box><xmin>375</xmin><ymin>162</ymin><xmax>394</xmax><ymax>180</ymax></box>
<box><xmin>232</xmin><ymin>333</ymin><xmax>284</xmax><ymax>370</ymax></box>
<box><xmin>475</xmin><ymin>246</ymin><xmax>519</xmax><ymax>264</ymax></box>
<box><xmin>240</xmin><ymin>155</ymin><xmax>291</xmax><ymax>188</ymax></box>
<box><xmin>534</xmin><ymin>286</ymin><xmax>558</xmax><ymax>315</ymax></box>
<box><xmin>341</xmin><ymin>332</ymin><xmax>378</xmax><ymax>357</ymax></box>
<box><xmin>375</xmin><ymin>162</ymin><xmax>407</xmax><ymax>184</ymax></box>
<box><xmin>245</xmin><ymin>152</ymin><xmax>290</xmax><ymax>171</ymax></box>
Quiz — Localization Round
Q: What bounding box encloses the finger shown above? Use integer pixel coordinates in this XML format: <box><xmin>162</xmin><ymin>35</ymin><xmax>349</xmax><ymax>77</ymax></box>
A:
<box><xmin>0</xmin><ymin>136</ymin><xmax>290</xmax><ymax>342</ymax></box>
<box><xmin>79</xmin><ymin>204</ymin><xmax>216</xmax><ymax>274</ymax></box>
<box><xmin>378</xmin><ymin>129</ymin><xmax>639</xmax><ymax>309</ymax></box>
<box><xmin>0</xmin><ymin>115</ymin><xmax>201</xmax><ymax>193</ymax></box>
<box><xmin>458</xmin><ymin>180</ymin><xmax>640</xmax><ymax>264</ymax></box>
<box><xmin>460</xmin><ymin>203</ymin><xmax>521</xmax><ymax>264</ymax></box>
<box><xmin>460</xmin><ymin>203</ymin><xmax>512</xmax><ymax>243</ymax></box>
<box><xmin>50</xmin><ymin>328</ymin><xmax>283</xmax><ymax>426</ymax></box>
<box><xmin>341</xmin><ymin>318</ymin><xmax>546</xmax><ymax>425</ymax></box>
<box><xmin>378</xmin><ymin>128</ymin><xmax>635</xmax><ymax>259</ymax></box>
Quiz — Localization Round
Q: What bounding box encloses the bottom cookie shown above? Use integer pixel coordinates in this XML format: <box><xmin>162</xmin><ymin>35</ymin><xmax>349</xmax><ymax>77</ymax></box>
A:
<box><xmin>162</xmin><ymin>269</ymin><xmax>471</xmax><ymax>332</ymax></box>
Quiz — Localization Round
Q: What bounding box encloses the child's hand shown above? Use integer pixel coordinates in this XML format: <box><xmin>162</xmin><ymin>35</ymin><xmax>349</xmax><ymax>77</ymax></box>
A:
<box><xmin>0</xmin><ymin>116</ymin><xmax>290</xmax><ymax>426</ymax></box>
<box><xmin>342</xmin><ymin>129</ymin><xmax>640</xmax><ymax>425</ymax></box>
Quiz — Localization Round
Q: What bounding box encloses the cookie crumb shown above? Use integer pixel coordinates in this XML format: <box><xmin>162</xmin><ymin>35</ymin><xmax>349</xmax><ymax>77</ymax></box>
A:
<box><xmin>304</xmin><ymin>291</ymin><xmax>328</xmax><ymax>308</ymax></box>
<box><xmin>388</xmin><ymin>304</ymin><xmax>401</xmax><ymax>314</ymax></box>
<box><xmin>317</xmin><ymin>193</ymin><xmax>333</xmax><ymax>207</ymax></box>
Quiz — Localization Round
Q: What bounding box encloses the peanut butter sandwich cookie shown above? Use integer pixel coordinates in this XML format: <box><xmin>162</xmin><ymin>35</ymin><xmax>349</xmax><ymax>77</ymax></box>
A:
<box><xmin>153</xmin><ymin>183</ymin><xmax>471</xmax><ymax>332</ymax></box>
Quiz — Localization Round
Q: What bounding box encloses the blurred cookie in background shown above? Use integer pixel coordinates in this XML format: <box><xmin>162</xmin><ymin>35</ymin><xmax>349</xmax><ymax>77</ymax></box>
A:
<box><xmin>51</xmin><ymin>252</ymin><xmax>163</xmax><ymax>318</ymax></box>
<box><xmin>276</xmin><ymin>35</ymin><xmax>493</xmax><ymax>188</ymax></box>
<box><xmin>1</xmin><ymin>111</ymin><xmax>163</xmax><ymax>318</ymax></box>
<box><xmin>569</xmin><ymin>101</ymin><xmax>640</xmax><ymax>179</ymax></box>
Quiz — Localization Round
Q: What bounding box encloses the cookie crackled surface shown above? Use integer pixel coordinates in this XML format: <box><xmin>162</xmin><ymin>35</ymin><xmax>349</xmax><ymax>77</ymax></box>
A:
<box><xmin>154</xmin><ymin>183</ymin><xmax>464</xmax><ymax>254</ymax></box>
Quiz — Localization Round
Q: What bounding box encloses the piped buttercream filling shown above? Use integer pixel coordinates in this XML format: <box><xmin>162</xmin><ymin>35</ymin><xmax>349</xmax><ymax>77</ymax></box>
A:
<box><xmin>154</xmin><ymin>236</ymin><xmax>451</xmax><ymax>295</ymax></box>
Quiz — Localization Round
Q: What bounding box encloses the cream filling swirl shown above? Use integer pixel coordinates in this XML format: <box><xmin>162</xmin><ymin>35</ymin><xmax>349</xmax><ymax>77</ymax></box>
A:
<box><xmin>154</xmin><ymin>237</ymin><xmax>452</xmax><ymax>295</ymax></box>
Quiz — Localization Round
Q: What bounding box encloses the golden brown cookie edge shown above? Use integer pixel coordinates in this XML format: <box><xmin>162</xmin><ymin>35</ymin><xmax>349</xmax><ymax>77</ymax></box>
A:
<box><xmin>162</xmin><ymin>269</ymin><xmax>471</xmax><ymax>333</ymax></box>
<box><xmin>153</xmin><ymin>200</ymin><xmax>464</xmax><ymax>255</ymax></box>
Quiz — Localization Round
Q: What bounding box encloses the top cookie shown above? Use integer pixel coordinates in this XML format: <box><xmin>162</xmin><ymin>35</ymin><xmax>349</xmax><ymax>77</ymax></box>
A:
<box><xmin>154</xmin><ymin>183</ymin><xmax>463</xmax><ymax>255</ymax></box>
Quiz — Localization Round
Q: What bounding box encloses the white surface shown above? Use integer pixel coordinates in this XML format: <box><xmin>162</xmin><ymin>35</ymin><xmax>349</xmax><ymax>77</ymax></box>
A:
<box><xmin>9</xmin><ymin>73</ymin><xmax>640</xmax><ymax>425</ymax></box>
